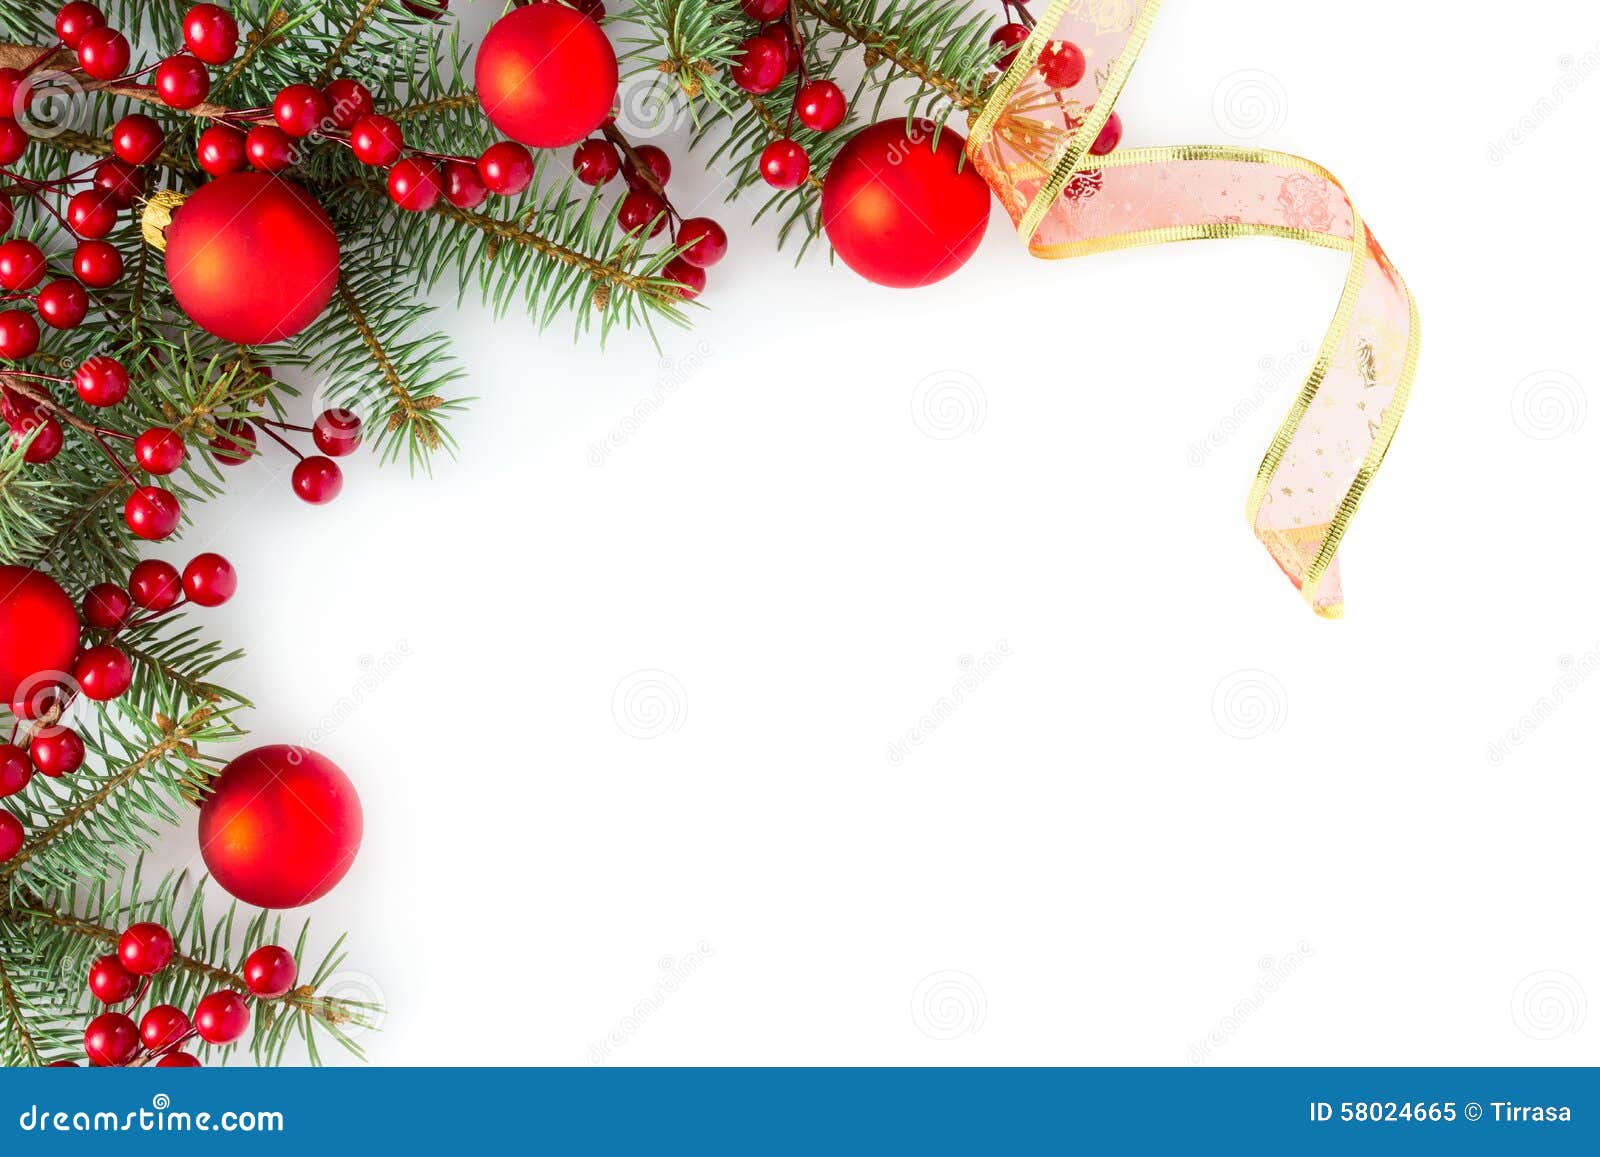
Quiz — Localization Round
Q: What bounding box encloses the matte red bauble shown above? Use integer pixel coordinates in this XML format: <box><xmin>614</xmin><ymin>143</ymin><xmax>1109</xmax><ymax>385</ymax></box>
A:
<box><xmin>0</xmin><ymin>566</ymin><xmax>79</xmax><ymax>705</ymax></box>
<box><xmin>820</xmin><ymin>119</ymin><xmax>992</xmax><ymax>288</ymax></box>
<box><xmin>163</xmin><ymin>173</ymin><xmax>339</xmax><ymax>344</ymax></box>
<box><xmin>198</xmin><ymin>745</ymin><xmax>362</xmax><ymax>908</ymax></box>
<box><xmin>475</xmin><ymin>5</ymin><xmax>617</xmax><ymax>149</ymax></box>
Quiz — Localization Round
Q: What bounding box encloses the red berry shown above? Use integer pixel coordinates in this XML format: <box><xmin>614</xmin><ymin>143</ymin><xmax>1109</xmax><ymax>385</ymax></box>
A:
<box><xmin>274</xmin><ymin>84</ymin><xmax>329</xmax><ymax>138</ymax></box>
<box><xmin>291</xmin><ymin>456</ymin><xmax>342</xmax><ymax>504</ymax></box>
<box><xmin>181</xmin><ymin>552</ymin><xmax>236</xmax><ymax>607</ymax></box>
<box><xmin>119</xmin><ymin>922</ymin><xmax>175</xmax><ymax>975</ymax></box>
<box><xmin>795</xmin><ymin>80</ymin><xmax>847</xmax><ymax>132</ymax></box>
<box><xmin>209</xmin><ymin>419</ymin><xmax>255</xmax><ymax>465</ymax></box>
<box><xmin>88</xmin><ymin>953</ymin><xmax>138</xmax><ymax>1003</ymax></box>
<box><xmin>387</xmin><ymin>157</ymin><xmax>442</xmax><ymax>211</ymax></box>
<box><xmin>192</xmin><ymin>991</ymin><xmax>249</xmax><ymax>1044</ymax></box>
<box><xmin>572</xmin><ymin>139</ymin><xmax>620</xmax><ymax>186</ymax></box>
<box><xmin>1090</xmin><ymin>111</ymin><xmax>1123</xmax><ymax>156</ymax></box>
<box><xmin>111</xmin><ymin>113</ymin><xmax>164</xmax><ymax>165</ymax></box>
<box><xmin>128</xmin><ymin>559</ymin><xmax>181</xmax><ymax>610</ymax></box>
<box><xmin>676</xmin><ymin>217</ymin><xmax>727</xmax><ymax>268</ymax></box>
<box><xmin>477</xmin><ymin>141</ymin><xmax>534</xmax><ymax>197</ymax></box>
<box><xmin>312</xmin><ymin>408</ymin><xmax>362</xmax><ymax>456</ymax></box>
<box><xmin>759</xmin><ymin>138</ymin><xmax>810</xmax><ymax>188</ymax></box>
<box><xmin>0</xmin><ymin>811</ymin><xmax>21</xmax><ymax>861</ymax></box>
<box><xmin>662</xmin><ymin>255</ymin><xmax>706</xmax><ymax>301</ymax></box>
<box><xmin>74</xmin><ymin>644</ymin><xmax>132</xmax><ymax>701</ymax></box>
<box><xmin>140</xmin><ymin>1004</ymin><xmax>191</xmax><ymax>1051</ymax></box>
<box><xmin>76</xmin><ymin>27</ymin><xmax>130</xmax><ymax>82</ymax></box>
<box><xmin>55</xmin><ymin>2</ymin><xmax>106</xmax><ymax>49</ymax></box>
<box><xmin>15</xmin><ymin>414</ymin><xmax>61</xmax><ymax>463</ymax></box>
<box><xmin>66</xmin><ymin>189</ymin><xmax>118</xmax><ymax>239</ymax></box>
<box><xmin>741</xmin><ymin>0</ymin><xmax>788</xmax><ymax>15</ymax></box>
<box><xmin>124</xmin><ymin>485</ymin><xmax>181</xmax><ymax>540</ymax></box>
<box><xmin>0</xmin><ymin>72</ymin><xmax>20</xmax><ymax>117</ymax></box>
<box><xmin>617</xmin><ymin>189</ymin><xmax>666</xmax><ymax>237</ymax></box>
<box><xmin>350</xmin><ymin>115</ymin><xmax>403</xmax><ymax>166</ymax></box>
<box><xmin>989</xmin><ymin>22</ymin><xmax>1029</xmax><ymax>69</ymax></box>
<box><xmin>0</xmin><ymin>120</ymin><xmax>25</xmax><ymax>167</ymax></box>
<box><xmin>134</xmin><ymin>427</ymin><xmax>185</xmax><ymax>474</ymax></box>
<box><xmin>442</xmin><ymin>159</ymin><xmax>487</xmax><ymax>209</ymax></box>
<box><xmin>0</xmin><ymin>192</ymin><xmax>12</xmax><ymax>235</ymax></box>
<box><xmin>74</xmin><ymin>356</ymin><xmax>129</xmax><ymax>406</ymax></box>
<box><xmin>73</xmin><ymin>240</ymin><xmax>123</xmax><ymax>288</ymax></box>
<box><xmin>758</xmin><ymin>25</ymin><xmax>796</xmax><ymax>74</ymax></box>
<box><xmin>0</xmin><ymin>239</ymin><xmax>45</xmax><ymax>290</ymax></box>
<box><xmin>183</xmin><ymin>4</ymin><xmax>238</xmax><ymax>65</ymax></box>
<box><xmin>0</xmin><ymin>743</ymin><xmax>30</xmax><ymax>797</ymax></box>
<box><xmin>0</xmin><ymin>310</ymin><xmax>40</xmax><ymax>359</ymax></box>
<box><xmin>245</xmin><ymin>124</ymin><xmax>296</xmax><ymax>171</ymax></box>
<box><xmin>622</xmin><ymin>145</ymin><xmax>670</xmax><ymax>192</ymax></box>
<box><xmin>323</xmin><ymin>78</ymin><xmax>373</xmax><ymax>130</ymax></box>
<box><xmin>156</xmin><ymin>1051</ymin><xmax>201</xmax><ymax>1067</ymax></box>
<box><xmin>82</xmin><ymin>582</ymin><xmax>132</xmax><ymax>629</ymax></box>
<box><xmin>155</xmin><ymin>54</ymin><xmax>211</xmax><ymax>110</ymax></box>
<box><xmin>30</xmin><ymin>728</ymin><xmax>85</xmax><ymax>777</ymax></box>
<box><xmin>91</xmin><ymin>156</ymin><xmax>145</xmax><ymax>209</ymax></box>
<box><xmin>37</xmin><ymin>278</ymin><xmax>88</xmax><ymax>330</ymax></box>
<box><xmin>1038</xmin><ymin>39</ymin><xmax>1086</xmax><ymax>90</ymax></box>
<box><xmin>731</xmin><ymin>37</ymin><xmax>785</xmax><ymax>95</ymax></box>
<box><xmin>84</xmin><ymin>1011</ymin><xmax>139</xmax><ymax>1066</ymax></box>
<box><xmin>243</xmin><ymin>945</ymin><xmax>297</xmax><ymax>997</ymax></box>
<box><xmin>197</xmin><ymin>124</ymin><xmax>247</xmax><ymax>175</ymax></box>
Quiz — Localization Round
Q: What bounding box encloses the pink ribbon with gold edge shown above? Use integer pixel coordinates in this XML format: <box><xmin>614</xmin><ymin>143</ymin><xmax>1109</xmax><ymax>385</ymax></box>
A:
<box><xmin>964</xmin><ymin>0</ymin><xmax>1420</xmax><ymax>619</ymax></box>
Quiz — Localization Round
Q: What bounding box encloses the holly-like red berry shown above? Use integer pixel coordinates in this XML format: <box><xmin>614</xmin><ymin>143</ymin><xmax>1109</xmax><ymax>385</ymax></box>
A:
<box><xmin>350</xmin><ymin>115</ymin><xmax>403</xmax><ymax>166</ymax></box>
<box><xmin>387</xmin><ymin>158</ymin><xmax>442</xmax><ymax>211</ymax></box>
<box><xmin>111</xmin><ymin>114</ymin><xmax>164</xmax><ymax>165</ymax></box>
<box><xmin>37</xmin><ymin>279</ymin><xmax>89</xmax><ymax>329</ymax></box>
<box><xmin>14</xmin><ymin>414</ymin><xmax>62</xmax><ymax>464</ymax></box>
<box><xmin>662</xmin><ymin>255</ymin><xmax>705</xmax><ymax>301</ymax></box>
<box><xmin>0</xmin><ymin>743</ymin><xmax>30</xmax><ymax>797</ymax></box>
<box><xmin>0</xmin><ymin>120</ymin><xmax>25</xmax><ymax>168</ymax></box>
<box><xmin>55</xmin><ymin>2</ymin><xmax>106</xmax><ymax>49</ymax></box>
<box><xmin>989</xmin><ymin>22</ymin><xmax>1029</xmax><ymax>69</ymax></box>
<box><xmin>119</xmin><ymin>922</ymin><xmax>175</xmax><ymax>975</ymax></box>
<box><xmin>0</xmin><ymin>239</ymin><xmax>45</xmax><ymax>290</ymax></box>
<box><xmin>245</xmin><ymin>125</ymin><xmax>296</xmax><ymax>171</ymax></box>
<box><xmin>291</xmin><ymin>456</ymin><xmax>343</xmax><ymax>504</ymax></box>
<box><xmin>140</xmin><ymin>1003</ymin><xmax>191</xmax><ymax>1051</ymax></box>
<box><xmin>676</xmin><ymin>217</ymin><xmax>727</xmax><ymax>268</ymax></box>
<box><xmin>312</xmin><ymin>408</ymin><xmax>362</xmax><ymax>456</ymax></box>
<box><xmin>1038</xmin><ymin>39</ymin><xmax>1086</xmax><ymax>90</ymax></box>
<box><xmin>478</xmin><ymin>141</ymin><xmax>534</xmax><ymax>197</ymax></box>
<box><xmin>795</xmin><ymin>80</ymin><xmax>847</xmax><ymax>133</ymax></box>
<box><xmin>74</xmin><ymin>240</ymin><xmax>123</xmax><ymax>288</ymax></box>
<box><xmin>88</xmin><ymin>953</ymin><xmax>138</xmax><ymax>1004</ymax></box>
<box><xmin>74</xmin><ymin>644</ymin><xmax>132</xmax><ymax>701</ymax></box>
<box><xmin>0</xmin><ymin>812</ymin><xmax>22</xmax><ymax>861</ymax></box>
<box><xmin>442</xmin><ymin>160</ymin><xmax>488</xmax><ymax>209</ymax></box>
<box><xmin>134</xmin><ymin>427</ymin><xmax>185</xmax><ymax>474</ymax></box>
<box><xmin>183</xmin><ymin>4</ymin><xmax>239</xmax><ymax>65</ymax></box>
<box><xmin>197</xmin><ymin>124</ymin><xmax>247</xmax><ymax>175</ymax></box>
<box><xmin>192</xmin><ymin>990</ymin><xmax>249</xmax><ymax>1044</ymax></box>
<box><xmin>274</xmin><ymin>84</ymin><xmax>330</xmax><ymax>138</ymax></box>
<box><xmin>210</xmin><ymin>419</ymin><xmax>256</xmax><ymax>465</ymax></box>
<box><xmin>731</xmin><ymin>36</ymin><xmax>785</xmax><ymax>95</ymax></box>
<box><xmin>572</xmin><ymin>139</ymin><xmax>620</xmax><ymax>186</ymax></box>
<box><xmin>323</xmin><ymin>78</ymin><xmax>373</xmax><ymax>130</ymax></box>
<box><xmin>1090</xmin><ymin>111</ymin><xmax>1123</xmax><ymax>156</ymax></box>
<box><xmin>84</xmin><ymin>1011</ymin><xmax>140</xmax><ymax>1066</ymax></box>
<box><xmin>243</xmin><ymin>945</ymin><xmax>297</xmax><ymax>997</ymax></box>
<box><xmin>74</xmin><ymin>356</ymin><xmax>129</xmax><ymax>407</ymax></box>
<box><xmin>128</xmin><ymin>559</ymin><xmax>181</xmax><ymax>610</ymax></box>
<box><xmin>182</xmin><ymin>552</ymin><xmax>236</xmax><ymax>607</ymax></box>
<box><xmin>66</xmin><ymin>189</ymin><xmax>118</xmax><ymax>239</ymax></box>
<box><xmin>76</xmin><ymin>27</ymin><xmax>130</xmax><ymax>82</ymax></box>
<box><xmin>0</xmin><ymin>191</ymin><xmax>13</xmax><ymax>235</ymax></box>
<box><xmin>155</xmin><ymin>54</ymin><xmax>211</xmax><ymax>110</ymax></box>
<box><xmin>156</xmin><ymin>1051</ymin><xmax>202</xmax><ymax>1067</ymax></box>
<box><xmin>759</xmin><ymin>138</ymin><xmax>810</xmax><ymax>188</ymax></box>
<box><xmin>740</xmin><ymin>0</ymin><xmax>789</xmax><ymax>17</ymax></box>
<box><xmin>617</xmin><ymin>189</ymin><xmax>666</xmax><ymax>237</ymax></box>
<box><xmin>82</xmin><ymin>582</ymin><xmax>132</xmax><ymax>629</ymax></box>
<box><xmin>124</xmin><ymin>486</ymin><xmax>181</xmax><ymax>540</ymax></box>
<box><xmin>29</xmin><ymin>728</ymin><xmax>84</xmax><ymax>777</ymax></box>
<box><xmin>0</xmin><ymin>310</ymin><xmax>40</xmax><ymax>359</ymax></box>
<box><xmin>93</xmin><ymin>157</ymin><xmax>145</xmax><ymax>208</ymax></box>
<box><xmin>622</xmin><ymin>145</ymin><xmax>670</xmax><ymax>192</ymax></box>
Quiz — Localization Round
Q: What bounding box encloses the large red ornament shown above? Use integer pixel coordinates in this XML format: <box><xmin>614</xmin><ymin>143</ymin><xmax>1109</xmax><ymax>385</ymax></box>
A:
<box><xmin>475</xmin><ymin>5</ymin><xmax>617</xmax><ymax>149</ymax></box>
<box><xmin>821</xmin><ymin>119</ymin><xmax>992</xmax><ymax>288</ymax></box>
<box><xmin>198</xmin><ymin>745</ymin><xmax>362</xmax><ymax>909</ymax></box>
<box><xmin>163</xmin><ymin>173</ymin><xmax>340</xmax><ymax>344</ymax></box>
<box><xmin>0</xmin><ymin>566</ymin><xmax>79</xmax><ymax>705</ymax></box>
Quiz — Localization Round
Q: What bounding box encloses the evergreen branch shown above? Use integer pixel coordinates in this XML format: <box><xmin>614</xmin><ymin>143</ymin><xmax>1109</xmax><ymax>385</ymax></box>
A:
<box><xmin>334</xmin><ymin>274</ymin><xmax>442</xmax><ymax>454</ymax></box>
<box><xmin>315</xmin><ymin>0</ymin><xmax>388</xmax><ymax>85</ymax></box>
<box><xmin>0</xmin><ymin>953</ymin><xmax>42</xmax><ymax>1068</ymax></box>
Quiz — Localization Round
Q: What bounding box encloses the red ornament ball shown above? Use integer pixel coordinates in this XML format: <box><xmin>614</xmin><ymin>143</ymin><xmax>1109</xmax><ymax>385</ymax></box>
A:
<box><xmin>198</xmin><ymin>744</ymin><xmax>363</xmax><ymax>908</ymax></box>
<box><xmin>119</xmin><ymin>921</ymin><xmax>175</xmax><ymax>974</ymax></box>
<box><xmin>88</xmin><ymin>953</ymin><xmax>138</xmax><ymax>1003</ymax></box>
<box><xmin>182</xmin><ymin>552</ymin><xmax>236</xmax><ymax>607</ymax></box>
<box><xmin>164</xmin><ymin>173</ymin><xmax>339</xmax><ymax>345</ymax></box>
<box><xmin>31</xmin><ymin>727</ymin><xmax>85</xmax><ymax>777</ymax></box>
<box><xmin>243</xmin><ymin>945</ymin><xmax>298</xmax><ymax>997</ymax></box>
<box><xmin>124</xmin><ymin>485</ymin><xmax>181</xmax><ymax>540</ymax></box>
<box><xmin>821</xmin><ymin>119</ymin><xmax>991</xmax><ymax>288</ymax></box>
<box><xmin>475</xmin><ymin>5</ymin><xmax>617</xmax><ymax>149</ymax></box>
<box><xmin>84</xmin><ymin>1011</ymin><xmax>140</xmax><ymax>1066</ymax></box>
<box><xmin>0</xmin><ymin>566</ymin><xmax>79</xmax><ymax>705</ymax></box>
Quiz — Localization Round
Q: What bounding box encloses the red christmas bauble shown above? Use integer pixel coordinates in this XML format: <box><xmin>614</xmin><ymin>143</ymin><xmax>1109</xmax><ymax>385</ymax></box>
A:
<box><xmin>821</xmin><ymin>119</ymin><xmax>992</xmax><ymax>288</ymax></box>
<box><xmin>475</xmin><ymin>5</ymin><xmax>617</xmax><ymax>149</ymax></box>
<box><xmin>164</xmin><ymin>173</ymin><xmax>340</xmax><ymax>344</ymax></box>
<box><xmin>198</xmin><ymin>745</ymin><xmax>362</xmax><ymax>908</ymax></box>
<box><xmin>0</xmin><ymin>566</ymin><xmax>79</xmax><ymax>705</ymax></box>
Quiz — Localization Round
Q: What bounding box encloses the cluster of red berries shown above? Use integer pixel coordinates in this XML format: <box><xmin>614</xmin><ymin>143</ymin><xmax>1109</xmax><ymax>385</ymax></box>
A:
<box><xmin>727</xmin><ymin>0</ymin><xmax>849</xmax><ymax>190</ymax></box>
<box><xmin>62</xmin><ymin>921</ymin><xmax>299</xmax><ymax>1067</ymax></box>
<box><xmin>987</xmin><ymin>9</ymin><xmax>1125</xmax><ymax>157</ymax></box>
<box><xmin>208</xmin><ymin>402</ymin><xmax>362</xmax><ymax>506</ymax></box>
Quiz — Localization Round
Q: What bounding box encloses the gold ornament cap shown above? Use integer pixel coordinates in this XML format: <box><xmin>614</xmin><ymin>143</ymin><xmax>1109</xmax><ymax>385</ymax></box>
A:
<box><xmin>139</xmin><ymin>190</ymin><xmax>188</xmax><ymax>252</ymax></box>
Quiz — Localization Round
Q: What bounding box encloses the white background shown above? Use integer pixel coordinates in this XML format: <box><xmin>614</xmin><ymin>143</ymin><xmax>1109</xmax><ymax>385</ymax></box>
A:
<box><xmin>142</xmin><ymin>0</ymin><xmax>1600</xmax><ymax>1064</ymax></box>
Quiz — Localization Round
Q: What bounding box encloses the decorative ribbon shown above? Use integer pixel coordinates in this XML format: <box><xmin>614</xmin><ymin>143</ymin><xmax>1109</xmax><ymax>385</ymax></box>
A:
<box><xmin>965</xmin><ymin>0</ymin><xmax>1419</xmax><ymax>619</ymax></box>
